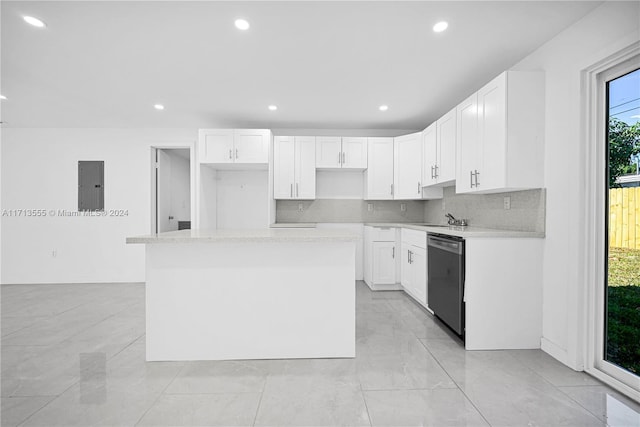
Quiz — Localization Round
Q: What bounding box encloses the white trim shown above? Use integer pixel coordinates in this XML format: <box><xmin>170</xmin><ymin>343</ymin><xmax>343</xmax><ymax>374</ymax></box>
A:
<box><xmin>541</xmin><ymin>337</ymin><xmax>571</xmax><ymax>368</ymax></box>
<box><xmin>582</xmin><ymin>41</ymin><xmax>640</xmax><ymax>400</ymax></box>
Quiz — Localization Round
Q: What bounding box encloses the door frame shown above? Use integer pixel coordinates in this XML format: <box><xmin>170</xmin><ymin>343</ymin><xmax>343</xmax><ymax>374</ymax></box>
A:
<box><xmin>150</xmin><ymin>144</ymin><xmax>196</xmax><ymax>234</ymax></box>
<box><xmin>582</xmin><ymin>42</ymin><xmax>640</xmax><ymax>400</ymax></box>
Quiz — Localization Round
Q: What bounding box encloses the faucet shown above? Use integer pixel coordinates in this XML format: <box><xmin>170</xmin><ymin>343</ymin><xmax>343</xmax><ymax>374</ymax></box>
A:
<box><xmin>445</xmin><ymin>213</ymin><xmax>457</xmax><ymax>225</ymax></box>
<box><xmin>445</xmin><ymin>213</ymin><xmax>468</xmax><ymax>227</ymax></box>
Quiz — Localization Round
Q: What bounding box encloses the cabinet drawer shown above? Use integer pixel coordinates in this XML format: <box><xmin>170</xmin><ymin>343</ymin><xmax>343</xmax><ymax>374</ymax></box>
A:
<box><xmin>401</xmin><ymin>228</ymin><xmax>426</xmax><ymax>249</ymax></box>
<box><xmin>370</xmin><ymin>227</ymin><xmax>396</xmax><ymax>242</ymax></box>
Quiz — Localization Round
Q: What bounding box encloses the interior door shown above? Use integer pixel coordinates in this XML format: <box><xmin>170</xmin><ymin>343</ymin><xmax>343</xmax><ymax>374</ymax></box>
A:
<box><xmin>157</xmin><ymin>149</ymin><xmax>173</xmax><ymax>232</ymax></box>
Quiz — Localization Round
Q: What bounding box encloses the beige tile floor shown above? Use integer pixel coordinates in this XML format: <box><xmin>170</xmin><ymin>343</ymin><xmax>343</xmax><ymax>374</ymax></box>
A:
<box><xmin>1</xmin><ymin>281</ymin><xmax>639</xmax><ymax>426</ymax></box>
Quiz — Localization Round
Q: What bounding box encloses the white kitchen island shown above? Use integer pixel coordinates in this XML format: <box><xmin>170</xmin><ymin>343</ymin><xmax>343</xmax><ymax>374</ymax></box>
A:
<box><xmin>127</xmin><ymin>228</ymin><xmax>357</xmax><ymax>362</ymax></box>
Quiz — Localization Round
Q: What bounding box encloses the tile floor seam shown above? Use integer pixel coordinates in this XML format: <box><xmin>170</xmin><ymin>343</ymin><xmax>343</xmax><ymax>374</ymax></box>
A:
<box><xmin>417</xmin><ymin>337</ymin><xmax>494</xmax><ymax>427</ymax></box>
<box><xmin>132</xmin><ymin>358</ymin><xmax>185</xmax><ymax>427</ymax></box>
<box><xmin>555</xmin><ymin>384</ymin><xmax>618</xmax><ymax>424</ymax></box>
<box><xmin>251</xmin><ymin>389</ymin><xmax>265</xmax><ymax>426</ymax></box>
<box><xmin>359</xmin><ymin>383</ymin><xmax>374</xmax><ymax>427</ymax></box>
<box><xmin>14</xmin><ymin>380</ymin><xmax>79</xmax><ymax>426</ymax></box>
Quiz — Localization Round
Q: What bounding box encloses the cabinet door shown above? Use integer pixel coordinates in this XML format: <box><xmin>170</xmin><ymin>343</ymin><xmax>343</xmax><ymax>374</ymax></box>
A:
<box><xmin>315</xmin><ymin>137</ymin><xmax>342</xmax><ymax>168</ymax></box>
<box><xmin>233</xmin><ymin>129</ymin><xmax>269</xmax><ymax>164</ymax></box>
<box><xmin>437</xmin><ymin>108</ymin><xmax>457</xmax><ymax>184</ymax></box>
<box><xmin>422</xmin><ymin>123</ymin><xmax>438</xmax><ymax>186</ymax></box>
<box><xmin>342</xmin><ymin>137</ymin><xmax>368</xmax><ymax>169</ymax></box>
<box><xmin>400</xmin><ymin>242</ymin><xmax>412</xmax><ymax>292</ymax></box>
<box><xmin>456</xmin><ymin>94</ymin><xmax>479</xmax><ymax>193</ymax></box>
<box><xmin>412</xmin><ymin>246</ymin><xmax>427</xmax><ymax>307</ymax></box>
<box><xmin>295</xmin><ymin>136</ymin><xmax>316</xmax><ymax>199</ymax></box>
<box><xmin>273</xmin><ymin>137</ymin><xmax>295</xmax><ymax>199</ymax></box>
<box><xmin>365</xmin><ymin>138</ymin><xmax>394</xmax><ymax>200</ymax></box>
<box><xmin>394</xmin><ymin>132</ymin><xmax>423</xmax><ymax>199</ymax></box>
<box><xmin>478</xmin><ymin>73</ymin><xmax>507</xmax><ymax>191</ymax></box>
<box><xmin>198</xmin><ymin>129</ymin><xmax>234</xmax><ymax>163</ymax></box>
<box><xmin>372</xmin><ymin>241</ymin><xmax>396</xmax><ymax>285</ymax></box>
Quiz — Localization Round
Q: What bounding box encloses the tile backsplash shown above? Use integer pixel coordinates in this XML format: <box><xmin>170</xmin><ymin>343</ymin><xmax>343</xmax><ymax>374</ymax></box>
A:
<box><xmin>276</xmin><ymin>199</ymin><xmax>425</xmax><ymax>223</ymax></box>
<box><xmin>424</xmin><ymin>186</ymin><xmax>546</xmax><ymax>232</ymax></box>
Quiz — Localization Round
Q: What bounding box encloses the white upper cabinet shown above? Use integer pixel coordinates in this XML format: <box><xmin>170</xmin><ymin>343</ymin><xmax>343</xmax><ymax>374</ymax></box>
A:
<box><xmin>364</xmin><ymin>137</ymin><xmax>394</xmax><ymax>200</ymax></box>
<box><xmin>198</xmin><ymin>129</ymin><xmax>270</xmax><ymax>165</ymax></box>
<box><xmin>198</xmin><ymin>129</ymin><xmax>234</xmax><ymax>163</ymax></box>
<box><xmin>273</xmin><ymin>136</ymin><xmax>316</xmax><ymax>200</ymax></box>
<box><xmin>456</xmin><ymin>71</ymin><xmax>544</xmax><ymax>194</ymax></box>
<box><xmin>422</xmin><ymin>123</ymin><xmax>438</xmax><ymax>187</ymax></box>
<box><xmin>423</xmin><ymin>108</ymin><xmax>456</xmax><ymax>188</ymax></box>
<box><xmin>394</xmin><ymin>132</ymin><xmax>423</xmax><ymax>200</ymax></box>
<box><xmin>316</xmin><ymin>137</ymin><xmax>367</xmax><ymax>169</ymax></box>
<box><xmin>341</xmin><ymin>137</ymin><xmax>368</xmax><ymax>169</ymax></box>
<box><xmin>436</xmin><ymin>108</ymin><xmax>457</xmax><ymax>184</ymax></box>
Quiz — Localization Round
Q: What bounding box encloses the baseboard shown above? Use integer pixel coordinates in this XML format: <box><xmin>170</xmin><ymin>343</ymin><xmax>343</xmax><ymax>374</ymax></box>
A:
<box><xmin>541</xmin><ymin>337</ymin><xmax>570</xmax><ymax>366</ymax></box>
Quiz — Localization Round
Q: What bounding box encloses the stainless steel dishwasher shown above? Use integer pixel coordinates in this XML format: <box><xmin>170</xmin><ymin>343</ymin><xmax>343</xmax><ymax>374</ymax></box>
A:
<box><xmin>427</xmin><ymin>233</ymin><xmax>465</xmax><ymax>338</ymax></box>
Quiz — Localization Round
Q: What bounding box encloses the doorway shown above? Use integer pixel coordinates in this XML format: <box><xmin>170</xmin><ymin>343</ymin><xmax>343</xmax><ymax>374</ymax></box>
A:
<box><xmin>152</xmin><ymin>148</ymin><xmax>191</xmax><ymax>233</ymax></box>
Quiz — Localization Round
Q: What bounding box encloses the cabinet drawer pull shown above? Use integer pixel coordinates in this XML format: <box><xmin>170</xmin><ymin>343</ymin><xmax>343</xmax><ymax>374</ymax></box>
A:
<box><xmin>338</xmin><ymin>152</ymin><xmax>342</xmax><ymax>165</ymax></box>
<box><xmin>392</xmin><ymin>247</ymin><xmax>395</xmax><ymax>259</ymax></box>
<box><xmin>417</xmin><ymin>182</ymin><xmax>421</xmax><ymax>194</ymax></box>
<box><xmin>235</xmin><ymin>149</ymin><xmax>239</xmax><ymax>159</ymax></box>
<box><xmin>470</xmin><ymin>170</ymin><xmax>474</xmax><ymax>188</ymax></box>
<box><xmin>296</xmin><ymin>183</ymin><xmax>299</xmax><ymax>197</ymax></box>
<box><xmin>342</xmin><ymin>152</ymin><xmax>346</xmax><ymax>164</ymax></box>
<box><xmin>229</xmin><ymin>149</ymin><xmax>232</xmax><ymax>160</ymax></box>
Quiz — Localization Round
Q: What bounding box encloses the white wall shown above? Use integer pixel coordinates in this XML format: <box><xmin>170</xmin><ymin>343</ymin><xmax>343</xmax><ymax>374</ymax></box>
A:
<box><xmin>216</xmin><ymin>170</ymin><xmax>269</xmax><ymax>229</ymax></box>
<box><xmin>511</xmin><ymin>1</ymin><xmax>640</xmax><ymax>369</ymax></box>
<box><xmin>1</xmin><ymin>128</ymin><xmax>196</xmax><ymax>284</ymax></box>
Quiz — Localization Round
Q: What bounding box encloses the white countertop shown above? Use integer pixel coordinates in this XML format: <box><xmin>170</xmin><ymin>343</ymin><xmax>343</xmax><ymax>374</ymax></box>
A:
<box><xmin>364</xmin><ymin>223</ymin><xmax>545</xmax><ymax>238</ymax></box>
<box><xmin>126</xmin><ymin>228</ymin><xmax>359</xmax><ymax>244</ymax></box>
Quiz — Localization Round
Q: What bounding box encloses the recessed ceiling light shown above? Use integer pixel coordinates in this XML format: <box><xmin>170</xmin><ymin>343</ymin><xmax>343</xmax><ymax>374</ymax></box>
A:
<box><xmin>433</xmin><ymin>21</ymin><xmax>448</xmax><ymax>33</ymax></box>
<box><xmin>0</xmin><ymin>95</ymin><xmax>6</xmax><ymax>100</ymax></box>
<box><xmin>235</xmin><ymin>19</ymin><xmax>250</xmax><ymax>31</ymax></box>
<box><xmin>379</xmin><ymin>105</ymin><xmax>389</xmax><ymax>111</ymax></box>
<box><xmin>23</xmin><ymin>16</ymin><xmax>46</xmax><ymax>28</ymax></box>
<box><xmin>154</xmin><ymin>104</ymin><xmax>165</xmax><ymax>110</ymax></box>
<box><xmin>268</xmin><ymin>105</ymin><xmax>278</xmax><ymax>111</ymax></box>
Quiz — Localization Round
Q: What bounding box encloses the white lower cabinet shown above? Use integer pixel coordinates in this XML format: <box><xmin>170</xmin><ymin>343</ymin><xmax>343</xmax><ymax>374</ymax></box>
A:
<box><xmin>400</xmin><ymin>229</ymin><xmax>428</xmax><ymax>309</ymax></box>
<box><xmin>363</xmin><ymin>226</ymin><xmax>399</xmax><ymax>290</ymax></box>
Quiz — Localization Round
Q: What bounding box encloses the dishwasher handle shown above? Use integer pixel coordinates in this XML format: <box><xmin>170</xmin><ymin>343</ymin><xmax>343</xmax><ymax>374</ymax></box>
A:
<box><xmin>427</xmin><ymin>235</ymin><xmax>464</xmax><ymax>255</ymax></box>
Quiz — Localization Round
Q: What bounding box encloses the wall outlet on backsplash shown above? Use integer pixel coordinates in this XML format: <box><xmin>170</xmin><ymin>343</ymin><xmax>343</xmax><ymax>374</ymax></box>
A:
<box><xmin>367</xmin><ymin>203</ymin><xmax>373</xmax><ymax>212</ymax></box>
<box><xmin>503</xmin><ymin>196</ymin><xmax>511</xmax><ymax>210</ymax></box>
<box><xmin>400</xmin><ymin>203</ymin><xmax>406</xmax><ymax>212</ymax></box>
<box><xmin>298</xmin><ymin>203</ymin><xmax>304</xmax><ymax>212</ymax></box>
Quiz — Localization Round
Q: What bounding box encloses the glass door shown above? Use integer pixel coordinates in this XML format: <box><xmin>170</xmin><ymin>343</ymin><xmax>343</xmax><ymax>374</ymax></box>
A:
<box><xmin>604</xmin><ymin>66</ymin><xmax>640</xmax><ymax>388</ymax></box>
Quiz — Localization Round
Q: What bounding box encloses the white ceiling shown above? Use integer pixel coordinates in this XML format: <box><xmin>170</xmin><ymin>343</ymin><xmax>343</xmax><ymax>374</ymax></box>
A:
<box><xmin>1</xmin><ymin>1</ymin><xmax>603</xmax><ymax>131</ymax></box>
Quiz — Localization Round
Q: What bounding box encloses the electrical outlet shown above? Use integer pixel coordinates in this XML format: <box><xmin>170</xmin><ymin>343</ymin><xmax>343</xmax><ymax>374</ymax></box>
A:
<box><xmin>503</xmin><ymin>196</ymin><xmax>511</xmax><ymax>210</ymax></box>
<box><xmin>400</xmin><ymin>203</ymin><xmax>407</xmax><ymax>212</ymax></box>
<box><xmin>367</xmin><ymin>203</ymin><xmax>373</xmax><ymax>212</ymax></box>
<box><xmin>298</xmin><ymin>203</ymin><xmax>304</xmax><ymax>212</ymax></box>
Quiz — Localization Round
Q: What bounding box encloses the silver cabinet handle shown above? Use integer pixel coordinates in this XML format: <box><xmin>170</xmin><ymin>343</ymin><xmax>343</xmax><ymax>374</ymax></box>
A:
<box><xmin>475</xmin><ymin>170</ymin><xmax>480</xmax><ymax>187</ymax></box>
<box><xmin>392</xmin><ymin>246</ymin><xmax>395</xmax><ymax>259</ymax></box>
<box><xmin>470</xmin><ymin>170</ymin><xmax>474</xmax><ymax>188</ymax></box>
<box><xmin>338</xmin><ymin>152</ymin><xmax>342</xmax><ymax>165</ymax></box>
<box><xmin>290</xmin><ymin>184</ymin><xmax>293</xmax><ymax>198</ymax></box>
<box><xmin>417</xmin><ymin>182</ymin><xmax>421</xmax><ymax>194</ymax></box>
<box><xmin>342</xmin><ymin>152</ymin><xmax>346</xmax><ymax>165</ymax></box>
<box><xmin>229</xmin><ymin>149</ymin><xmax>232</xmax><ymax>160</ymax></box>
<box><xmin>235</xmin><ymin>149</ymin><xmax>239</xmax><ymax>159</ymax></box>
<box><xmin>431</xmin><ymin>166</ymin><xmax>434</xmax><ymax>179</ymax></box>
<box><xmin>434</xmin><ymin>165</ymin><xmax>438</xmax><ymax>179</ymax></box>
<box><xmin>390</xmin><ymin>184</ymin><xmax>394</xmax><ymax>196</ymax></box>
<box><xmin>296</xmin><ymin>183</ymin><xmax>299</xmax><ymax>198</ymax></box>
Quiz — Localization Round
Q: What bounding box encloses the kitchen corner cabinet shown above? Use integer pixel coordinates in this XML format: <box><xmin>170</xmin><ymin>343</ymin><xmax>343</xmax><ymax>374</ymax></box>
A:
<box><xmin>273</xmin><ymin>136</ymin><xmax>316</xmax><ymax>200</ymax></box>
<box><xmin>364</xmin><ymin>226</ymin><xmax>399</xmax><ymax>291</ymax></box>
<box><xmin>400</xmin><ymin>229</ymin><xmax>428</xmax><ymax>308</ymax></box>
<box><xmin>198</xmin><ymin>129</ymin><xmax>270</xmax><ymax>165</ymax></box>
<box><xmin>316</xmin><ymin>137</ymin><xmax>367</xmax><ymax>169</ymax></box>
<box><xmin>393</xmin><ymin>132</ymin><xmax>422</xmax><ymax>199</ymax></box>
<box><xmin>423</xmin><ymin>109</ymin><xmax>456</xmax><ymax>187</ymax></box>
<box><xmin>364</xmin><ymin>137</ymin><xmax>394</xmax><ymax>200</ymax></box>
<box><xmin>456</xmin><ymin>71</ymin><xmax>544</xmax><ymax>194</ymax></box>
